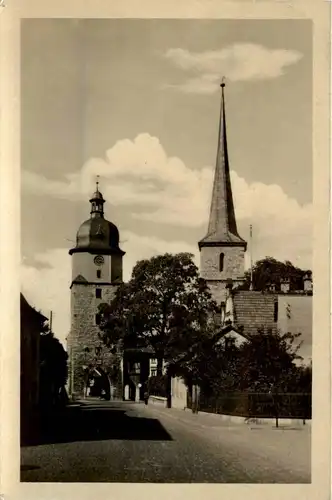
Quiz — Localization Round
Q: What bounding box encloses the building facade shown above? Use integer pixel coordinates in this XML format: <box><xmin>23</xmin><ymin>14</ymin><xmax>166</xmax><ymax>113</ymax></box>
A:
<box><xmin>198</xmin><ymin>83</ymin><xmax>247</xmax><ymax>305</ymax></box>
<box><xmin>219</xmin><ymin>284</ymin><xmax>312</xmax><ymax>366</ymax></box>
<box><xmin>20</xmin><ymin>293</ymin><xmax>47</xmax><ymax>443</ymax></box>
<box><xmin>67</xmin><ymin>183</ymin><xmax>125</xmax><ymax>397</ymax></box>
<box><xmin>277</xmin><ymin>293</ymin><xmax>312</xmax><ymax>365</ymax></box>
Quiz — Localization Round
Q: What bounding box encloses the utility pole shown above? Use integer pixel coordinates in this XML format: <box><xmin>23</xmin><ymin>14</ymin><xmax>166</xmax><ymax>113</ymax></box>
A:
<box><xmin>70</xmin><ymin>349</ymin><xmax>75</xmax><ymax>400</ymax></box>
<box><xmin>249</xmin><ymin>225</ymin><xmax>254</xmax><ymax>291</ymax></box>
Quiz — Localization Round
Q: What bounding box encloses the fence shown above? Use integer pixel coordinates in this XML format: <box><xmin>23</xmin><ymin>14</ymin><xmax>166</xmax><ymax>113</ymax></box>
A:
<box><xmin>190</xmin><ymin>392</ymin><xmax>311</xmax><ymax>420</ymax></box>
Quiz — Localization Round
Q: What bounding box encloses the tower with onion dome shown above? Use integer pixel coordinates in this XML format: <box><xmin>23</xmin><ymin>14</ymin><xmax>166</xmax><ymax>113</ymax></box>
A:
<box><xmin>199</xmin><ymin>82</ymin><xmax>247</xmax><ymax>305</ymax></box>
<box><xmin>67</xmin><ymin>180</ymin><xmax>125</xmax><ymax>397</ymax></box>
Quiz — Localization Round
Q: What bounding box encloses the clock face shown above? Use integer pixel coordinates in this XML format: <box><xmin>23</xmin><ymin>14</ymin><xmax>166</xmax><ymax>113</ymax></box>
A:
<box><xmin>94</xmin><ymin>255</ymin><xmax>104</xmax><ymax>266</ymax></box>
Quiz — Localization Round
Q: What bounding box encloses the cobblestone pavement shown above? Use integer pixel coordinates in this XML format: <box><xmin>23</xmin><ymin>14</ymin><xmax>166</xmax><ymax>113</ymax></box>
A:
<box><xmin>20</xmin><ymin>399</ymin><xmax>311</xmax><ymax>483</ymax></box>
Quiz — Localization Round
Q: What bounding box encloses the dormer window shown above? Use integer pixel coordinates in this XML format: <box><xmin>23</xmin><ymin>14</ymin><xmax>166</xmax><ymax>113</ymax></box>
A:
<box><xmin>219</xmin><ymin>253</ymin><xmax>224</xmax><ymax>272</ymax></box>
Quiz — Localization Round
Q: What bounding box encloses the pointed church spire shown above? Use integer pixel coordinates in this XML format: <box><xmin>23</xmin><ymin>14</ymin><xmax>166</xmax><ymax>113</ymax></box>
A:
<box><xmin>199</xmin><ymin>81</ymin><xmax>246</xmax><ymax>249</ymax></box>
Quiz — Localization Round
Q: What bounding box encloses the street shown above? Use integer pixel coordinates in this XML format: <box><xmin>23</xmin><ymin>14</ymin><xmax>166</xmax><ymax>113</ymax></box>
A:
<box><xmin>21</xmin><ymin>399</ymin><xmax>311</xmax><ymax>483</ymax></box>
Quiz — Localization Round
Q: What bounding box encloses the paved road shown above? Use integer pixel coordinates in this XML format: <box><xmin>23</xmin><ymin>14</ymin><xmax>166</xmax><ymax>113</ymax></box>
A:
<box><xmin>21</xmin><ymin>399</ymin><xmax>311</xmax><ymax>483</ymax></box>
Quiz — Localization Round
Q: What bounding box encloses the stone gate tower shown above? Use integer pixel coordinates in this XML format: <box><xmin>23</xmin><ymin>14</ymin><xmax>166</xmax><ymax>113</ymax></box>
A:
<box><xmin>67</xmin><ymin>182</ymin><xmax>125</xmax><ymax>396</ymax></box>
<box><xmin>199</xmin><ymin>83</ymin><xmax>247</xmax><ymax>305</ymax></box>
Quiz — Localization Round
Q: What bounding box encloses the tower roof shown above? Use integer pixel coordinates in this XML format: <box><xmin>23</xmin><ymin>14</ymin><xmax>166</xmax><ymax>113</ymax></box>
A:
<box><xmin>89</xmin><ymin>178</ymin><xmax>104</xmax><ymax>202</ymax></box>
<box><xmin>69</xmin><ymin>180</ymin><xmax>125</xmax><ymax>256</ymax></box>
<box><xmin>199</xmin><ymin>82</ymin><xmax>246</xmax><ymax>249</ymax></box>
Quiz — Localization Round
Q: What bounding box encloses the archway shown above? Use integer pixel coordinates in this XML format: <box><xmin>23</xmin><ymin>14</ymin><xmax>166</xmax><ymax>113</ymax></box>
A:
<box><xmin>85</xmin><ymin>366</ymin><xmax>111</xmax><ymax>400</ymax></box>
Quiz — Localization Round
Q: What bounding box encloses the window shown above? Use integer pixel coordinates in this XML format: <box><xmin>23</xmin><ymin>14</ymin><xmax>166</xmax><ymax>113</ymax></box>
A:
<box><xmin>219</xmin><ymin>252</ymin><xmax>224</xmax><ymax>272</ymax></box>
<box><xmin>95</xmin><ymin>313</ymin><xmax>101</xmax><ymax>326</ymax></box>
<box><xmin>97</xmin><ymin>270</ymin><xmax>101</xmax><ymax>279</ymax></box>
<box><xmin>274</xmin><ymin>301</ymin><xmax>278</xmax><ymax>322</ymax></box>
<box><xmin>96</xmin><ymin>288</ymin><xmax>102</xmax><ymax>299</ymax></box>
<box><xmin>225</xmin><ymin>337</ymin><xmax>235</xmax><ymax>350</ymax></box>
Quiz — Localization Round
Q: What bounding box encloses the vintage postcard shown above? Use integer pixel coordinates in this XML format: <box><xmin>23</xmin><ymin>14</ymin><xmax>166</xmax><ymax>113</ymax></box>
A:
<box><xmin>0</xmin><ymin>1</ymin><xmax>330</xmax><ymax>499</ymax></box>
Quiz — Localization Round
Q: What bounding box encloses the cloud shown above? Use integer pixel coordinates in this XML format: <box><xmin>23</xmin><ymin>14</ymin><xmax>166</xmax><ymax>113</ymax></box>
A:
<box><xmin>22</xmin><ymin>133</ymin><xmax>212</xmax><ymax>227</ymax></box>
<box><xmin>163</xmin><ymin>44</ymin><xmax>303</xmax><ymax>93</ymax></box>
<box><xmin>21</xmin><ymin>233</ymin><xmax>198</xmax><ymax>346</ymax></box>
<box><xmin>21</xmin><ymin>248</ymin><xmax>72</xmax><ymax>346</ymax></box>
<box><xmin>22</xmin><ymin>132</ymin><xmax>312</xmax><ymax>270</ymax></box>
<box><xmin>22</xmin><ymin>132</ymin><xmax>312</xmax><ymax>347</ymax></box>
<box><xmin>21</xmin><ymin>129</ymin><xmax>312</xmax><ymax>348</ymax></box>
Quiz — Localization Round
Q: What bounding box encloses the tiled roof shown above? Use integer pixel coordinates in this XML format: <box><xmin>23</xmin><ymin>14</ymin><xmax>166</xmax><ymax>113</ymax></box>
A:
<box><xmin>233</xmin><ymin>291</ymin><xmax>277</xmax><ymax>338</ymax></box>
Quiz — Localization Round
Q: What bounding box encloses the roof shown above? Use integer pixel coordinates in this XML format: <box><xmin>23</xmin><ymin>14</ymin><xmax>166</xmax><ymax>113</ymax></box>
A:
<box><xmin>70</xmin><ymin>183</ymin><xmax>125</xmax><ymax>256</ymax></box>
<box><xmin>232</xmin><ymin>290</ymin><xmax>277</xmax><ymax>338</ymax></box>
<box><xmin>89</xmin><ymin>189</ymin><xmax>104</xmax><ymax>202</ymax></box>
<box><xmin>212</xmin><ymin>323</ymin><xmax>250</xmax><ymax>342</ymax></box>
<box><xmin>20</xmin><ymin>293</ymin><xmax>47</xmax><ymax>324</ymax></box>
<box><xmin>69</xmin><ymin>209</ymin><xmax>125</xmax><ymax>257</ymax></box>
<box><xmin>199</xmin><ymin>84</ymin><xmax>246</xmax><ymax>249</ymax></box>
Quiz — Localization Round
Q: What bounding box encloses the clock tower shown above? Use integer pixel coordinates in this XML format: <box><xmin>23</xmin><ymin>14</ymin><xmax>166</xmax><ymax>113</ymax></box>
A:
<box><xmin>67</xmin><ymin>182</ymin><xmax>125</xmax><ymax>397</ymax></box>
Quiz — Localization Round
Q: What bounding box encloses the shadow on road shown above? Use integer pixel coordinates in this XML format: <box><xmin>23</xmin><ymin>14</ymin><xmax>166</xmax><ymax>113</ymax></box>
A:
<box><xmin>21</xmin><ymin>402</ymin><xmax>172</xmax><ymax>447</ymax></box>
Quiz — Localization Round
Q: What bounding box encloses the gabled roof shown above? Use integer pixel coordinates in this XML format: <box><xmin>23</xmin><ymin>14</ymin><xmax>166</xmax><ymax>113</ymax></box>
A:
<box><xmin>212</xmin><ymin>323</ymin><xmax>250</xmax><ymax>343</ymax></box>
<box><xmin>20</xmin><ymin>293</ymin><xmax>47</xmax><ymax>325</ymax></box>
<box><xmin>72</xmin><ymin>274</ymin><xmax>88</xmax><ymax>283</ymax></box>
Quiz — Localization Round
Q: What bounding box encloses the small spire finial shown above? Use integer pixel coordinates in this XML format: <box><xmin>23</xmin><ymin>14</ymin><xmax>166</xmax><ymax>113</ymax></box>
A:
<box><xmin>220</xmin><ymin>76</ymin><xmax>226</xmax><ymax>88</ymax></box>
<box><xmin>96</xmin><ymin>175</ymin><xmax>100</xmax><ymax>191</ymax></box>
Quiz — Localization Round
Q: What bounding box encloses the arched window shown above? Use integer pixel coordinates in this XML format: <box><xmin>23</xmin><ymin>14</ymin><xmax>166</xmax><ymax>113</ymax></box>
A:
<box><xmin>219</xmin><ymin>252</ymin><xmax>225</xmax><ymax>272</ymax></box>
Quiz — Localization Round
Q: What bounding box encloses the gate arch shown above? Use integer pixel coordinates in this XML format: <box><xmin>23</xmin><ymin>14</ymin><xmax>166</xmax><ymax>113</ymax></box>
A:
<box><xmin>84</xmin><ymin>365</ymin><xmax>111</xmax><ymax>400</ymax></box>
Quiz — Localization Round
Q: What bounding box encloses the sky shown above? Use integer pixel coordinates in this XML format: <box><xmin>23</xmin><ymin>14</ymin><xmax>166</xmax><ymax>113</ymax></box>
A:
<box><xmin>20</xmin><ymin>19</ymin><xmax>313</xmax><ymax>346</ymax></box>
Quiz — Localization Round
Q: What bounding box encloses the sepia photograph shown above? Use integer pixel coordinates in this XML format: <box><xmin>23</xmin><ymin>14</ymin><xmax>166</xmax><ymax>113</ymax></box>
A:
<box><xmin>18</xmin><ymin>17</ymin><xmax>315</xmax><ymax>484</ymax></box>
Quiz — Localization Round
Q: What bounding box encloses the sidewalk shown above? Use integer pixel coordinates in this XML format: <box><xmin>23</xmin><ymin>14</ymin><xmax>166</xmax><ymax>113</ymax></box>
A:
<box><xmin>142</xmin><ymin>402</ymin><xmax>311</xmax><ymax>479</ymax></box>
<box><xmin>148</xmin><ymin>397</ymin><xmax>311</xmax><ymax>429</ymax></box>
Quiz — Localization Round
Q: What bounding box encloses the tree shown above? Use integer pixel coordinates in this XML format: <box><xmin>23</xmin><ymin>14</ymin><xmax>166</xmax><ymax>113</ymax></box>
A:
<box><xmin>39</xmin><ymin>328</ymin><xmax>68</xmax><ymax>410</ymax></box>
<box><xmin>240</xmin><ymin>257</ymin><xmax>310</xmax><ymax>292</ymax></box>
<box><xmin>99</xmin><ymin>253</ymin><xmax>218</xmax><ymax>375</ymax></box>
<box><xmin>237</xmin><ymin>328</ymin><xmax>303</xmax><ymax>392</ymax></box>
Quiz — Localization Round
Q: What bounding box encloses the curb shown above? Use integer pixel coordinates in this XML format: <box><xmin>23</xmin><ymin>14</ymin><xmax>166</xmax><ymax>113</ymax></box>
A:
<box><xmin>185</xmin><ymin>408</ymin><xmax>311</xmax><ymax>427</ymax></box>
<box><xmin>148</xmin><ymin>402</ymin><xmax>311</xmax><ymax>428</ymax></box>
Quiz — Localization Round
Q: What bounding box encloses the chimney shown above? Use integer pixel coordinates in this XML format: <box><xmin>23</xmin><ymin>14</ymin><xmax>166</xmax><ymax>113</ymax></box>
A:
<box><xmin>280</xmin><ymin>278</ymin><xmax>291</xmax><ymax>294</ymax></box>
<box><xmin>226</xmin><ymin>278</ymin><xmax>233</xmax><ymax>291</ymax></box>
<box><xmin>303</xmin><ymin>272</ymin><xmax>313</xmax><ymax>293</ymax></box>
<box><xmin>220</xmin><ymin>301</ymin><xmax>226</xmax><ymax>325</ymax></box>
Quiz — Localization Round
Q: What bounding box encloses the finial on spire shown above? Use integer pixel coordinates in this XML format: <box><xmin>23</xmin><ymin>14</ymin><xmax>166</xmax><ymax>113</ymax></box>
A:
<box><xmin>96</xmin><ymin>175</ymin><xmax>100</xmax><ymax>191</ymax></box>
<box><xmin>220</xmin><ymin>76</ymin><xmax>226</xmax><ymax>88</ymax></box>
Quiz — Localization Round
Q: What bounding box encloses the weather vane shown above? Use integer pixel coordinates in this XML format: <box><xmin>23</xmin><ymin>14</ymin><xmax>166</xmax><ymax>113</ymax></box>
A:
<box><xmin>221</xmin><ymin>76</ymin><xmax>226</xmax><ymax>88</ymax></box>
<box><xmin>96</xmin><ymin>174</ymin><xmax>100</xmax><ymax>189</ymax></box>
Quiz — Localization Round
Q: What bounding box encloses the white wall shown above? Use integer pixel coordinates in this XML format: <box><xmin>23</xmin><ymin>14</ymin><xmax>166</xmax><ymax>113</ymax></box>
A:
<box><xmin>277</xmin><ymin>295</ymin><xmax>312</xmax><ymax>365</ymax></box>
<box><xmin>72</xmin><ymin>253</ymin><xmax>113</xmax><ymax>282</ymax></box>
<box><xmin>171</xmin><ymin>377</ymin><xmax>187</xmax><ymax>409</ymax></box>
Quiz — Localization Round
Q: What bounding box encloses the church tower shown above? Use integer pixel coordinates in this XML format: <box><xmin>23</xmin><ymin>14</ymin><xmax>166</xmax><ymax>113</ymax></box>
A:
<box><xmin>199</xmin><ymin>83</ymin><xmax>247</xmax><ymax>305</ymax></box>
<box><xmin>67</xmin><ymin>181</ymin><xmax>125</xmax><ymax>396</ymax></box>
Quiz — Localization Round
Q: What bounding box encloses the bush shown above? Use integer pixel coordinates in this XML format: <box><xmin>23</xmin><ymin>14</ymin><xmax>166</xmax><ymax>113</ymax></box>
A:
<box><xmin>147</xmin><ymin>374</ymin><xmax>168</xmax><ymax>398</ymax></box>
